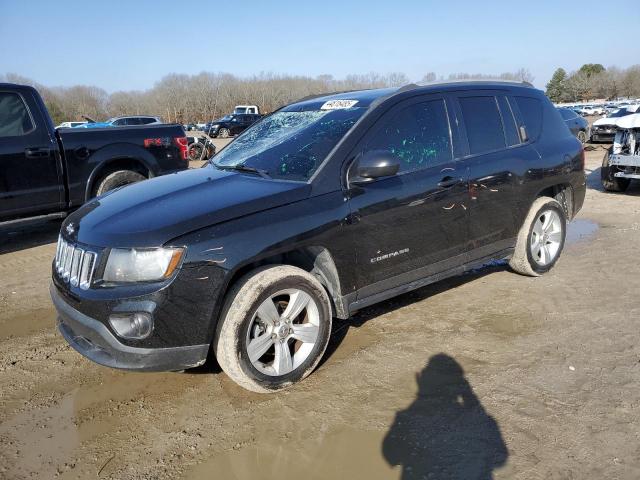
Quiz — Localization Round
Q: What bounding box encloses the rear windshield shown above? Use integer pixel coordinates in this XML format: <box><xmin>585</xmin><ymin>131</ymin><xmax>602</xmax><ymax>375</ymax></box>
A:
<box><xmin>213</xmin><ymin>108</ymin><xmax>365</xmax><ymax>181</ymax></box>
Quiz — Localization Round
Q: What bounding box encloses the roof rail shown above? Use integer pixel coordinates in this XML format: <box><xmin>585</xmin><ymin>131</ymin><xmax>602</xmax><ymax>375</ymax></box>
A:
<box><xmin>415</xmin><ymin>78</ymin><xmax>534</xmax><ymax>88</ymax></box>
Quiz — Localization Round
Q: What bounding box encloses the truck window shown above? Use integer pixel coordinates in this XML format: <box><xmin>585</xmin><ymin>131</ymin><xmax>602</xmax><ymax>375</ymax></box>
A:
<box><xmin>0</xmin><ymin>92</ymin><xmax>34</xmax><ymax>137</ymax></box>
<box><xmin>459</xmin><ymin>96</ymin><xmax>506</xmax><ymax>155</ymax></box>
<box><xmin>364</xmin><ymin>99</ymin><xmax>452</xmax><ymax>173</ymax></box>
<box><xmin>514</xmin><ymin>96</ymin><xmax>543</xmax><ymax>140</ymax></box>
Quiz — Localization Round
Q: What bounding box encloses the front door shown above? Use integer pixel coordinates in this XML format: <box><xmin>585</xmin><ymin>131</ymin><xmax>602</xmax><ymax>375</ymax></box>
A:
<box><xmin>0</xmin><ymin>90</ymin><xmax>63</xmax><ymax>220</ymax></box>
<box><xmin>346</xmin><ymin>96</ymin><xmax>469</xmax><ymax>299</ymax></box>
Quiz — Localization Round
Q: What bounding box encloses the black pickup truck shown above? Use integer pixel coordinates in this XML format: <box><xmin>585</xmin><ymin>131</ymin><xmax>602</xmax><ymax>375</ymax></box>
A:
<box><xmin>0</xmin><ymin>83</ymin><xmax>189</xmax><ymax>225</ymax></box>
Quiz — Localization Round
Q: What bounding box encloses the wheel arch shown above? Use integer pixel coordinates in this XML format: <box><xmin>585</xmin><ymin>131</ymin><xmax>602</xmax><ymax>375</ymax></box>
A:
<box><xmin>218</xmin><ymin>246</ymin><xmax>348</xmax><ymax>321</ymax></box>
<box><xmin>86</xmin><ymin>156</ymin><xmax>151</xmax><ymax>200</ymax></box>
<box><xmin>534</xmin><ymin>183</ymin><xmax>575</xmax><ymax>219</ymax></box>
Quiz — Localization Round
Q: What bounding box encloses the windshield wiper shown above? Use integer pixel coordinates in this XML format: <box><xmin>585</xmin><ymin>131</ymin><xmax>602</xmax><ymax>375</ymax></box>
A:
<box><xmin>214</xmin><ymin>163</ymin><xmax>271</xmax><ymax>179</ymax></box>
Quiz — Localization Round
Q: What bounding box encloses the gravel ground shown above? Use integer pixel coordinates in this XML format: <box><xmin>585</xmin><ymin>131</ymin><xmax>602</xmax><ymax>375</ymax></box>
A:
<box><xmin>1</xmin><ymin>146</ymin><xmax>639</xmax><ymax>479</ymax></box>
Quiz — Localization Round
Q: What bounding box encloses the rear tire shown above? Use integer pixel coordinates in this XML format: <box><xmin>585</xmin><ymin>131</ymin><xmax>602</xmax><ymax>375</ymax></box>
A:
<box><xmin>601</xmin><ymin>148</ymin><xmax>630</xmax><ymax>192</ymax></box>
<box><xmin>93</xmin><ymin>170</ymin><xmax>146</xmax><ymax>197</ymax></box>
<box><xmin>214</xmin><ymin>265</ymin><xmax>332</xmax><ymax>393</ymax></box>
<box><xmin>509</xmin><ymin>197</ymin><xmax>566</xmax><ymax>277</ymax></box>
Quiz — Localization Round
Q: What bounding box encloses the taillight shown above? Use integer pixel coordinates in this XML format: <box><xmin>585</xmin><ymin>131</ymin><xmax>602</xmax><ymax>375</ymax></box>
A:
<box><xmin>173</xmin><ymin>136</ymin><xmax>189</xmax><ymax>161</ymax></box>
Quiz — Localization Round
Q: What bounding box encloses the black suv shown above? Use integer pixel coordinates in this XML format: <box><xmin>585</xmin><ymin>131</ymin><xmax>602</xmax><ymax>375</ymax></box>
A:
<box><xmin>51</xmin><ymin>81</ymin><xmax>586</xmax><ymax>392</ymax></box>
<box><xmin>206</xmin><ymin>113</ymin><xmax>261</xmax><ymax>138</ymax></box>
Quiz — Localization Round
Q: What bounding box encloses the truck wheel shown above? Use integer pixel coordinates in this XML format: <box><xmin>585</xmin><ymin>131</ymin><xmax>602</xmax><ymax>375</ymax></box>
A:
<box><xmin>214</xmin><ymin>265</ymin><xmax>332</xmax><ymax>393</ymax></box>
<box><xmin>188</xmin><ymin>143</ymin><xmax>204</xmax><ymax>161</ymax></box>
<box><xmin>601</xmin><ymin>148</ymin><xmax>630</xmax><ymax>192</ymax></box>
<box><xmin>93</xmin><ymin>170</ymin><xmax>146</xmax><ymax>197</ymax></box>
<box><xmin>218</xmin><ymin>128</ymin><xmax>230</xmax><ymax>138</ymax></box>
<box><xmin>509</xmin><ymin>196</ymin><xmax>566</xmax><ymax>277</ymax></box>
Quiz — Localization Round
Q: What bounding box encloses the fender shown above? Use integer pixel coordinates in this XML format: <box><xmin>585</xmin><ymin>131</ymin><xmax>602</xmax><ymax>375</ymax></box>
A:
<box><xmin>82</xmin><ymin>143</ymin><xmax>159</xmax><ymax>202</ymax></box>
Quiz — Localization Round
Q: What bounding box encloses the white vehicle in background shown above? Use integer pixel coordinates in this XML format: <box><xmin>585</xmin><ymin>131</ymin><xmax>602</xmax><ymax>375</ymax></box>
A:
<box><xmin>601</xmin><ymin>109</ymin><xmax>640</xmax><ymax>191</ymax></box>
<box><xmin>56</xmin><ymin>121</ymin><xmax>87</xmax><ymax>128</ymax></box>
<box><xmin>577</xmin><ymin>105</ymin><xmax>599</xmax><ymax>116</ymax></box>
<box><xmin>233</xmin><ymin>105</ymin><xmax>260</xmax><ymax>115</ymax></box>
<box><xmin>591</xmin><ymin>105</ymin><xmax>640</xmax><ymax>143</ymax></box>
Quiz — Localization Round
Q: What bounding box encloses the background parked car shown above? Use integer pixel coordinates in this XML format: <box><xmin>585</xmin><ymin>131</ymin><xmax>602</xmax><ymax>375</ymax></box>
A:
<box><xmin>56</xmin><ymin>121</ymin><xmax>87</xmax><ymax>128</ymax></box>
<box><xmin>557</xmin><ymin>107</ymin><xmax>589</xmax><ymax>143</ymax></box>
<box><xmin>206</xmin><ymin>113</ymin><xmax>261</xmax><ymax>138</ymax></box>
<box><xmin>591</xmin><ymin>106</ymin><xmax>639</xmax><ymax>142</ymax></box>
<box><xmin>75</xmin><ymin>115</ymin><xmax>162</xmax><ymax>128</ymax></box>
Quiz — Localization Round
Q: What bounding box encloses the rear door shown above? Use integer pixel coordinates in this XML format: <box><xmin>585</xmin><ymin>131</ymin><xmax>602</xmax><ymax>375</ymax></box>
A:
<box><xmin>0</xmin><ymin>89</ymin><xmax>64</xmax><ymax>220</ymax></box>
<box><xmin>347</xmin><ymin>95</ymin><xmax>469</xmax><ymax>298</ymax></box>
<box><xmin>453</xmin><ymin>91</ymin><xmax>536</xmax><ymax>259</ymax></box>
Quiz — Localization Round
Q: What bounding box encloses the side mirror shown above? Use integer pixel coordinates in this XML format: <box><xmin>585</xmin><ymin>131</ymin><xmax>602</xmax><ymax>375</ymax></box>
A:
<box><xmin>352</xmin><ymin>150</ymin><xmax>400</xmax><ymax>184</ymax></box>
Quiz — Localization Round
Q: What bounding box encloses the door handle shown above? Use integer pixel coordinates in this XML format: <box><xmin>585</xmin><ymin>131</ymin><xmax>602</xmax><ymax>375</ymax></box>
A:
<box><xmin>25</xmin><ymin>148</ymin><xmax>50</xmax><ymax>159</ymax></box>
<box><xmin>437</xmin><ymin>176</ymin><xmax>463</xmax><ymax>188</ymax></box>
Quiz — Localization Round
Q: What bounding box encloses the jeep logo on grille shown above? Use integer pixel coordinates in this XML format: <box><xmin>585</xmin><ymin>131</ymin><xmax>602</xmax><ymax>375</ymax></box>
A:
<box><xmin>65</xmin><ymin>223</ymin><xmax>75</xmax><ymax>235</ymax></box>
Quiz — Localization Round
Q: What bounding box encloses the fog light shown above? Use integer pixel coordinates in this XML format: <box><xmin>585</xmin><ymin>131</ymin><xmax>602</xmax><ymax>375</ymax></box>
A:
<box><xmin>108</xmin><ymin>312</ymin><xmax>153</xmax><ymax>339</ymax></box>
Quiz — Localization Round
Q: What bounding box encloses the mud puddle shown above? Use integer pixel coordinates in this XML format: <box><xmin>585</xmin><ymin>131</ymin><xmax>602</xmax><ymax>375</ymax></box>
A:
<box><xmin>566</xmin><ymin>219</ymin><xmax>598</xmax><ymax>245</ymax></box>
<box><xmin>184</xmin><ymin>428</ymin><xmax>395</xmax><ymax>480</ymax></box>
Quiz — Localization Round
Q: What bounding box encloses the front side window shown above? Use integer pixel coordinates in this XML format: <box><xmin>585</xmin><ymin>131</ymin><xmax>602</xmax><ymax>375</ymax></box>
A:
<box><xmin>364</xmin><ymin>99</ymin><xmax>452</xmax><ymax>174</ymax></box>
<box><xmin>459</xmin><ymin>96</ymin><xmax>506</xmax><ymax>155</ymax></box>
<box><xmin>213</xmin><ymin>107</ymin><xmax>365</xmax><ymax>181</ymax></box>
<box><xmin>0</xmin><ymin>92</ymin><xmax>34</xmax><ymax>137</ymax></box>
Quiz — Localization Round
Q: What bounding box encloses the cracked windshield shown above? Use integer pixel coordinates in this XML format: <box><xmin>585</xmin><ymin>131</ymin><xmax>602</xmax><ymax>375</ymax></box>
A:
<box><xmin>212</xmin><ymin>108</ymin><xmax>365</xmax><ymax>181</ymax></box>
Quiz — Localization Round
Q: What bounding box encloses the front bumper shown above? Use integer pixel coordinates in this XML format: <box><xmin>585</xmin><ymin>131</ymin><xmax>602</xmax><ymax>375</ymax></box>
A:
<box><xmin>51</xmin><ymin>283</ymin><xmax>209</xmax><ymax>371</ymax></box>
<box><xmin>590</xmin><ymin>132</ymin><xmax>615</xmax><ymax>142</ymax></box>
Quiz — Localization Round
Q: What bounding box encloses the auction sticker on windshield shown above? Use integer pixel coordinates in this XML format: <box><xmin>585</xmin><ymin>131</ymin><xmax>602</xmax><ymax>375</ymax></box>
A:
<box><xmin>320</xmin><ymin>100</ymin><xmax>358</xmax><ymax>110</ymax></box>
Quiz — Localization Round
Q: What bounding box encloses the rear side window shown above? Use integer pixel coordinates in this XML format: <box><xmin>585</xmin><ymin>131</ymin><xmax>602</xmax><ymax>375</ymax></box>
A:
<box><xmin>459</xmin><ymin>96</ymin><xmax>506</xmax><ymax>155</ymax></box>
<box><xmin>365</xmin><ymin>99</ymin><xmax>452</xmax><ymax>173</ymax></box>
<box><xmin>514</xmin><ymin>96</ymin><xmax>543</xmax><ymax>140</ymax></box>
<box><xmin>0</xmin><ymin>92</ymin><xmax>34</xmax><ymax>137</ymax></box>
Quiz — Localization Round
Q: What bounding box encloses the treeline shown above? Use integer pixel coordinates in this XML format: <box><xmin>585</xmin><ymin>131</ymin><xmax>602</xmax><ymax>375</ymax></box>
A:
<box><xmin>3</xmin><ymin>69</ymin><xmax>533</xmax><ymax>125</ymax></box>
<box><xmin>546</xmin><ymin>64</ymin><xmax>640</xmax><ymax>103</ymax></box>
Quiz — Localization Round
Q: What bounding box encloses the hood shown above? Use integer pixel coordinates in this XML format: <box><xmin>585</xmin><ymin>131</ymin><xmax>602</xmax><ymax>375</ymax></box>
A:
<box><xmin>65</xmin><ymin>166</ymin><xmax>311</xmax><ymax>247</ymax></box>
<box><xmin>593</xmin><ymin>117</ymin><xmax>618</xmax><ymax>127</ymax></box>
<box><xmin>615</xmin><ymin>113</ymin><xmax>640</xmax><ymax>130</ymax></box>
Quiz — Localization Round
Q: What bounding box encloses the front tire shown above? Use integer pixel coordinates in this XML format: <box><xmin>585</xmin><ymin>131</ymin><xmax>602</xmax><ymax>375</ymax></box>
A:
<box><xmin>214</xmin><ymin>265</ymin><xmax>332</xmax><ymax>393</ymax></box>
<box><xmin>577</xmin><ymin>130</ymin><xmax>587</xmax><ymax>143</ymax></box>
<box><xmin>601</xmin><ymin>148</ymin><xmax>630</xmax><ymax>192</ymax></box>
<box><xmin>509</xmin><ymin>197</ymin><xmax>566</xmax><ymax>277</ymax></box>
<box><xmin>218</xmin><ymin>128</ymin><xmax>230</xmax><ymax>138</ymax></box>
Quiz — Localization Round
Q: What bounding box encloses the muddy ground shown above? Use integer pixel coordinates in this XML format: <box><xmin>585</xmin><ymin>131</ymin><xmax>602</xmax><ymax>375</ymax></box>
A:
<box><xmin>1</xmin><ymin>146</ymin><xmax>639</xmax><ymax>479</ymax></box>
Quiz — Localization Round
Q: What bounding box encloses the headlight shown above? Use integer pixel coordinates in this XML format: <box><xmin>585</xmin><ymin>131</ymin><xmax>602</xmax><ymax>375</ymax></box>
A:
<box><xmin>210</xmin><ymin>125</ymin><xmax>219</xmax><ymax>130</ymax></box>
<box><xmin>103</xmin><ymin>247</ymin><xmax>184</xmax><ymax>283</ymax></box>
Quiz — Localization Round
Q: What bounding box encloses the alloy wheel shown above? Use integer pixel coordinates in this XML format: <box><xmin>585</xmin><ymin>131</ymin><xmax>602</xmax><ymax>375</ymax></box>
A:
<box><xmin>530</xmin><ymin>209</ymin><xmax>563</xmax><ymax>266</ymax></box>
<box><xmin>245</xmin><ymin>289</ymin><xmax>320</xmax><ymax>376</ymax></box>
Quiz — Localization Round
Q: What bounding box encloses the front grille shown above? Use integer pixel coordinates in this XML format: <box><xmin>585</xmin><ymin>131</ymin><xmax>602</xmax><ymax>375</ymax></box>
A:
<box><xmin>54</xmin><ymin>236</ymin><xmax>97</xmax><ymax>290</ymax></box>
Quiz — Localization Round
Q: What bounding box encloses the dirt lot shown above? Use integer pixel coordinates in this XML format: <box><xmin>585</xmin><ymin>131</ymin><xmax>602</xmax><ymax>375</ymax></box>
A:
<box><xmin>1</xmin><ymin>146</ymin><xmax>640</xmax><ymax>479</ymax></box>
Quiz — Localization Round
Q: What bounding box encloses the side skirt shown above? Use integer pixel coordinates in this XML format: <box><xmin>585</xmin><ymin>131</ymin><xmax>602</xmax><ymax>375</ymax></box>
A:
<box><xmin>344</xmin><ymin>247</ymin><xmax>514</xmax><ymax>316</ymax></box>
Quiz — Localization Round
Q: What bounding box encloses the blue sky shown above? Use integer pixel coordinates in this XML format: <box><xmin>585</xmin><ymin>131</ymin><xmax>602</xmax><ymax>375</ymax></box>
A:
<box><xmin>1</xmin><ymin>0</ymin><xmax>638</xmax><ymax>92</ymax></box>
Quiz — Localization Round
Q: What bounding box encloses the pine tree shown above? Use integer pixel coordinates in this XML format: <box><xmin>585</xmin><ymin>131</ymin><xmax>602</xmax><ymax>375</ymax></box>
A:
<box><xmin>546</xmin><ymin>68</ymin><xmax>567</xmax><ymax>102</ymax></box>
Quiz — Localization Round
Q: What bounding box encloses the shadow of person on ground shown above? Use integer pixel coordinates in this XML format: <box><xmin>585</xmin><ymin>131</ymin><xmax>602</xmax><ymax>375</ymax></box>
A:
<box><xmin>382</xmin><ymin>354</ymin><xmax>508</xmax><ymax>480</ymax></box>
